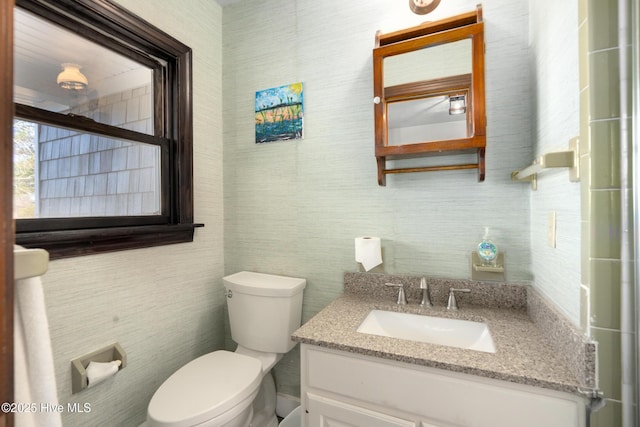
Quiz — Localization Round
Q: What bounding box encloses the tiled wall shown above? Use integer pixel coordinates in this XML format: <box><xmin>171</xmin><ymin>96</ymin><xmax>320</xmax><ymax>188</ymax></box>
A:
<box><xmin>579</xmin><ymin>0</ymin><xmax>634</xmax><ymax>425</ymax></box>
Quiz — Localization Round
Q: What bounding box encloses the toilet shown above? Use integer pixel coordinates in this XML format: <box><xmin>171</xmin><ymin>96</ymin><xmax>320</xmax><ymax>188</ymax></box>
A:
<box><xmin>146</xmin><ymin>271</ymin><xmax>306</xmax><ymax>427</ymax></box>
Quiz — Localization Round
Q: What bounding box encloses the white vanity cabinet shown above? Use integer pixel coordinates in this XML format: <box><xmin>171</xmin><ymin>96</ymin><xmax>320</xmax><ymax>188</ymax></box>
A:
<box><xmin>300</xmin><ymin>344</ymin><xmax>586</xmax><ymax>427</ymax></box>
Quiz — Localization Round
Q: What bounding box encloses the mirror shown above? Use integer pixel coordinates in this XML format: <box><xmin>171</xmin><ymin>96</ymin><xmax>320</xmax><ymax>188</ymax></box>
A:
<box><xmin>373</xmin><ymin>6</ymin><xmax>486</xmax><ymax>186</ymax></box>
<box><xmin>387</xmin><ymin>93</ymin><xmax>469</xmax><ymax>145</ymax></box>
<box><xmin>384</xmin><ymin>39</ymin><xmax>472</xmax><ymax>145</ymax></box>
<box><xmin>383</xmin><ymin>39</ymin><xmax>471</xmax><ymax>87</ymax></box>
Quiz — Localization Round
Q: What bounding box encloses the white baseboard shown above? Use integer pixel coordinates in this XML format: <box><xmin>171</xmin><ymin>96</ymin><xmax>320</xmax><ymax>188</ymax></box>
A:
<box><xmin>276</xmin><ymin>393</ymin><xmax>300</xmax><ymax>419</ymax></box>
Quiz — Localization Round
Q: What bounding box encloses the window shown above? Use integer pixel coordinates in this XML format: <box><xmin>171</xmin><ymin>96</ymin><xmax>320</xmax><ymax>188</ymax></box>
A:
<box><xmin>13</xmin><ymin>0</ymin><xmax>199</xmax><ymax>258</ymax></box>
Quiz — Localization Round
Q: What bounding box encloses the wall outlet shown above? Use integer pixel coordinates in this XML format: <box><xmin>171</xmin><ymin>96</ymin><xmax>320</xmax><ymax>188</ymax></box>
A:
<box><xmin>547</xmin><ymin>211</ymin><xmax>556</xmax><ymax>248</ymax></box>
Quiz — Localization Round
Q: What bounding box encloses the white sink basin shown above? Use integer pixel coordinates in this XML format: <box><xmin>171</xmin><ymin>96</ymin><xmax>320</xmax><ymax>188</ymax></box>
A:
<box><xmin>357</xmin><ymin>310</ymin><xmax>496</xmax><ymax>353</ymax></box>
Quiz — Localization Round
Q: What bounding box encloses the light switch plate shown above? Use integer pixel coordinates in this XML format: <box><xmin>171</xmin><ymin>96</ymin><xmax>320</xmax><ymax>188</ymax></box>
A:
<box><xmin>547</xmin><ymin>211</ymin><xmax>556</xmax><ymax>248</ymax></box>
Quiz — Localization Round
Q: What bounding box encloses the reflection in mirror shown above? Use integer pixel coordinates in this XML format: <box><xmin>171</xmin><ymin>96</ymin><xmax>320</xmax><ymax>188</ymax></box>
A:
<box><xmin>383</xmin><ymin>38</ymin><xmax>472</xmax><ymax>146</ymax></box>
<box><xmin>383</xmin><ymin>39</ymin><xmax>471</xmax><ymax>87</ymax></box>
<box><xmin>13</xmin><ymin>8</ymin><xmax>154</xmax><ymax>135</ymax></box>
<box><xmin>387</xmin><ymin>94</ymin><xmax>468</xmax><ymax>145</ymax></box>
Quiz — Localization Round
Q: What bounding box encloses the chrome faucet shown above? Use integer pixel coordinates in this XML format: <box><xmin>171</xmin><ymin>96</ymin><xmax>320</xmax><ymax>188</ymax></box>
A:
<box><xmin>419</xmin><ymin>277</ymin><xmax>432</xmax><ymax>307</ymax></box>
<box><xmin>447</xmin><ymin>288</ymin><xmax>471</xmax><ymax>310</ymax></box>
<box><xmin>385</xmin><ymin>282</ymin><xmax>407</xmax><ymax>305</ymax></box>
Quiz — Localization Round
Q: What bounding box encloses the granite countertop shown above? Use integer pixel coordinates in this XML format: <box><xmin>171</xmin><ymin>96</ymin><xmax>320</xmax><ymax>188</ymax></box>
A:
<box><xmin>292</xmin><ymin>273</ymin><xmax>595</xmax><ymax>397</ymax></box>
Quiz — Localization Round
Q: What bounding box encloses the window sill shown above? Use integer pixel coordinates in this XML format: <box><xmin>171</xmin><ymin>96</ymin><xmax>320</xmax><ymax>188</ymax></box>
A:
<box><xmin>15</xmin><ymin>223</ymin><xmax>204</xmax><ymax>259</ymax></box>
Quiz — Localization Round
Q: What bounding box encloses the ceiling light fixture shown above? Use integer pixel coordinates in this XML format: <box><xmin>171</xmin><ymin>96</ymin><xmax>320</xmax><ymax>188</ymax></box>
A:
<box><xmin>57</xmin><ymin>63</ymin><xmax>88</xmax><ymax>90</ymax></box>
<box><xmin>449</xmin><ymin>95</ymin><xmax>466</xmax><ymax>115</ymax></box>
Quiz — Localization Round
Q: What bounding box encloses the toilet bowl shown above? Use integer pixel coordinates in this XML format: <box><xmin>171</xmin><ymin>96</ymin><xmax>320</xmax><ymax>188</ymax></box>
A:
<box><xmin>147</xmin><ymin>351</ymin><xmax>261</xmax><ymax>427</ymax></box>
<box><xmin>146</xmin><ymin>272</ymin><xmax>306</xmax><ymax>427</ymax></box>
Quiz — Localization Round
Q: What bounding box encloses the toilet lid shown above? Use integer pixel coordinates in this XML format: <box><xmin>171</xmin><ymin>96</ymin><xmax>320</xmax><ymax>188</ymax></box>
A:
<box><xmin>147</xmin><ymin>351</ymin><xmax>262</xmax><ymax>427</ymax></box>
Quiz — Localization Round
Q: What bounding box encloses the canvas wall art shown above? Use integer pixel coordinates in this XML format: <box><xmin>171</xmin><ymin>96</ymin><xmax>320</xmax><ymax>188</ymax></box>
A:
<box><xmin>255</xmin><ymin>82</ymin><xmax>304</xmax><ymax>143</ymax></box>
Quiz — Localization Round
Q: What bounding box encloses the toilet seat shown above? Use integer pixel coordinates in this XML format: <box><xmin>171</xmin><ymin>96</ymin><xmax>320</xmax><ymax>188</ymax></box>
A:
<box><xmin>147</xmin><ymin>351</ymin><xmax>262</xmax><ymax>427</ymax></box>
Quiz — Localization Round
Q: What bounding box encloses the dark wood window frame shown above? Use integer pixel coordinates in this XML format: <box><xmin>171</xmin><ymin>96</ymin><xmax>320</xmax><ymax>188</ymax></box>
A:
<box><xmin>14</xmin><ymin>0</ymin><xmax>202</xmax><ymax>259</ymax></box>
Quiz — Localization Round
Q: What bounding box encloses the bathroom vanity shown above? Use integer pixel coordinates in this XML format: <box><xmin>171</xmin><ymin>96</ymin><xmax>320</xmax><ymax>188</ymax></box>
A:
<box><xmin>301</xmin><ymin>345</ymin><xmax>584</xmax><ymax>427</ymax></box>
<box><xmin>292</xmin><ymin>273</ymin><xmax>596</xmax><ymax>427</ymax></box>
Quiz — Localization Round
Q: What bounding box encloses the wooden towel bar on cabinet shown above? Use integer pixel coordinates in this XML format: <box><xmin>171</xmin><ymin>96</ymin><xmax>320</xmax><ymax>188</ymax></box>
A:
<box><xmin>376</xmin><ymin>146</ymin><xmax>486</xmax><ymax>183</ymax></box>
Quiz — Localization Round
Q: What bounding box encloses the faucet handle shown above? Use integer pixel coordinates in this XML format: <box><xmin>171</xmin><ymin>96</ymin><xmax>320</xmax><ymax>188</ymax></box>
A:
<box><xmin>447</xmin><ymin>288</ymin><xmax>471</xmax><ymax>310</ymax></box>
<box><xmin>419</xmin><ymin>277</ymin><xmax>432</xmax><ymax>307</ymax></box>
<box><xmin>385</xmin><ymin>282</ymin><xmax>408</xmax><ymax>305</ymax></box>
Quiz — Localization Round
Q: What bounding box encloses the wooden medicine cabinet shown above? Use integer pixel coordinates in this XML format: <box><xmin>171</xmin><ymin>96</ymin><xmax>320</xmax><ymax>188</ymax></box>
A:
<box><xmin>373</xmin><ymin>6</ymin><xmax>486</xmax><ymax>186</ymax></box>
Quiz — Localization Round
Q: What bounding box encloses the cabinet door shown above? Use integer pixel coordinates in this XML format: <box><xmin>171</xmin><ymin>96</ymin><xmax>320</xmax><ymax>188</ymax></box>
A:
<box><xmin>302</xmin><ymin>345</ymin><xmax>584</xmax><ymax>427</ymax></box>
<box><xmin>307</xmin><ymin>393</ymin><xmax>417</xmax><ymax>427</ymax></box>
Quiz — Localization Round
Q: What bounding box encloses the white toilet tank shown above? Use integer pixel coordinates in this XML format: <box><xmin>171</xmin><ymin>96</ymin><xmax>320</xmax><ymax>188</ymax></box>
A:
<box><xmin>223</xmin><ymin>271</ymin><xmax>306</xmax><ymax>354</ymax></box>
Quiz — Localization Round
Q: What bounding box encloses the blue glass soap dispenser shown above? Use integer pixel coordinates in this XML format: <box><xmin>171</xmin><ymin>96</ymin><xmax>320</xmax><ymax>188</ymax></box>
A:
<box><xmin>477</xmin><ymin>227</ymin><xmax>498</xmax><ymax>266</ymax></box>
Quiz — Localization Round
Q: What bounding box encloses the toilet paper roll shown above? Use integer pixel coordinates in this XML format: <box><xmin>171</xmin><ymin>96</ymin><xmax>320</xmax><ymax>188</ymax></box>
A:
<box><xmin>355</xmin><ymin>237</ymin><xmax>382</xmax><ymax>272</ymax></box>
<box><xmin>86</xmin><ymin>360</ymin><xmax>121</xmax><ymax>388</ymax></box>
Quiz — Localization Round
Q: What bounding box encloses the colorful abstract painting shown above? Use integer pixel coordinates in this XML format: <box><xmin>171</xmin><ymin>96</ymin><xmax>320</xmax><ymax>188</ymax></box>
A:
<box><xmin>255</xmin><ymin>82</ymin><xmax>304</xmax><ymax>143</ymax></box>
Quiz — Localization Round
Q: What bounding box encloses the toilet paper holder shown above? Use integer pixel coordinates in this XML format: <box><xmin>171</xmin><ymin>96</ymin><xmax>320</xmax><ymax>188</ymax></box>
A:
<box><xmin>71</xmin><ymin>342</ymin><xmax>126</xmax><ymax>394</ymax></box>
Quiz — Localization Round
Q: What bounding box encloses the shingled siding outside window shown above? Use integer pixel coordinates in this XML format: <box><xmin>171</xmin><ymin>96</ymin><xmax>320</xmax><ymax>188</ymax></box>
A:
<box><xmin>37</xmin><ymin>85</ymin><xmax>160</xmax><ymax>218</ymax></box>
